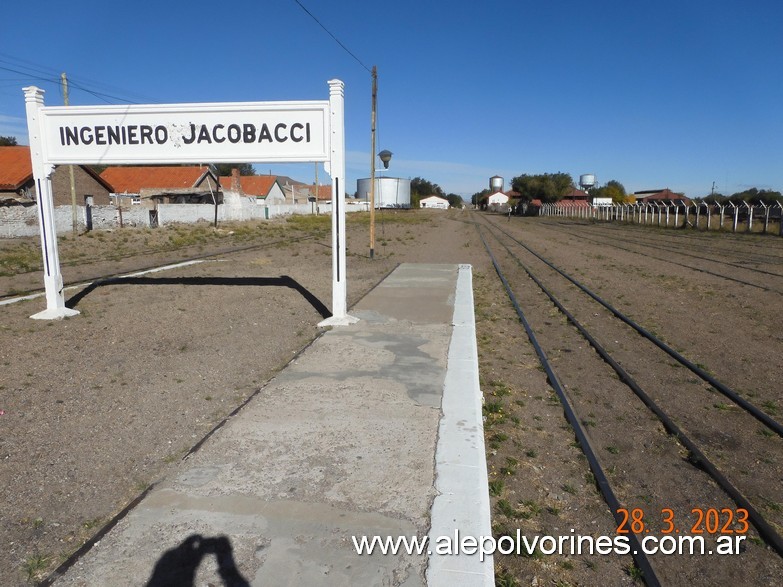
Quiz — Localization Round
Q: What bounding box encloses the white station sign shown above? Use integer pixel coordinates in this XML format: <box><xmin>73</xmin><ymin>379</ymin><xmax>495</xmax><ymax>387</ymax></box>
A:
<box><xmin>24</xmin><ymin>80</ymin><xmax>354</xmax><ymax>325</ymax></box>
<box><xmin>37</xmin><ymin>101</ymin><xmax>330</xmax><ymax>165</ymax></box>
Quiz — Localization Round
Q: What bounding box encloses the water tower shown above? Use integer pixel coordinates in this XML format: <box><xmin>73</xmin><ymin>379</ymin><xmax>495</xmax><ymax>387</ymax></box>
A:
<box><xmin>490</xmin><ymin>175</ymin><xmax>504</xmax><ymax>193</ymax></box>
<box><xmin>579</xmin><ymin>174</ymin><xmax>596</xmax><ymax>192</ymax></box>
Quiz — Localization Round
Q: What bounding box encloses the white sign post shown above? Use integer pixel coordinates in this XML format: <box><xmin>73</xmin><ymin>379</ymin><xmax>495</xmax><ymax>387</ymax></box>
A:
<box><xmin>24</xmin><ymin>80</ymin><xmax>356</xmax><ymax>325</ymax></box>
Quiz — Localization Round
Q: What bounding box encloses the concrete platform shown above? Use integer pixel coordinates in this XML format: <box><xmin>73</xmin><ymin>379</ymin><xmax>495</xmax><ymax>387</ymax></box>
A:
<box><xmin>50</xmin><ymin>263</ymin><xmax>492</xmax><ymax>587</ymax></box>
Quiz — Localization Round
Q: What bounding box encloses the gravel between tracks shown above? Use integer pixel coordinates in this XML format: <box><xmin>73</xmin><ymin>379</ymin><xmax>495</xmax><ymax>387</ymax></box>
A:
<box><xmin>477</xmin><ymin>216</ymin><xmax>783</xmax><ymax>586</ymax></box>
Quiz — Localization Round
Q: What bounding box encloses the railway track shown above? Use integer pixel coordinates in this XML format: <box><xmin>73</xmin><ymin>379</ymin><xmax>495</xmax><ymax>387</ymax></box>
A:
<box><xmin>545</xmin><ymin>217</ymin><xmax>783</xmax><ymax>257</ymax></box>
<box><xmin>552</xmin><ymin>220</ymin><xmax>783</xmax><ymax>270</ymax></box>
<box><xmin>539</xmin><ymin>222</ymin><xmax>783</xmax><ymax>294</ymax></box>
<box><xmin>573</xmin><ymin>222</ymin><xmax>783</xmax><ymax>266</ymax></box>
<box><xmin>0</xmin><ymin>234</ymin><xmax>317</xmax><ymax>302</ymax></box>
<box><xmin>472</xmin><ymin>213</ymin><xmax>783</xmax><ymax>585</ymax></box>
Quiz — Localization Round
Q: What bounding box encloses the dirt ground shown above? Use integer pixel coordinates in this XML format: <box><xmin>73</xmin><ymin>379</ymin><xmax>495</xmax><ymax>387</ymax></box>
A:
<box><xmin>1</xmin><ymin>210</ymin><xmax>782</xmax><ymax>586</ymax></box>
<box><xmin>474</xmin><ymin>216</ymin><xmax>783</xmax><ymax>586</ymax></box>
<box><xmin>0</xmin><ymin>210</ymin><xmax>487</xmax><ymax>586</ymax></box>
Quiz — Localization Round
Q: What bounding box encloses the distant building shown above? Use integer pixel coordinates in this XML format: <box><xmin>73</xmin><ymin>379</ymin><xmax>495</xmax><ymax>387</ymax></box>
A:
<box><xmin>100</xmin><ymin>165</ymin><xmax>220</xmax><ymax>207</ymax></box>
<box><xmin>487</xmin><ymin>191</ymin><xmax>509</xmax><ymax>206</ymax></box>
<box><xmin>634</xmin><ymin>189</ymin><xmax>691</xmax><ymax>205</ymax></box>
<box><xmin>357</xmin><ymin>177</ymin><xmax>411</xmax><ymax>208</ymax></box>
<box><xmin>0</xmin><ymin>145</ymin><xmax>112</xmax><ymax>206</ymax></box>
<box><xmin>562</xmin><ymin>187</ymin><xmax>589</xmax><ymax>202</ymax></box>
<box><xmin>310</xmin><ymin>184</ymin><xmax>334</xmax><ymax>202</ymax></box>
<box><xmin>419</xmin><ymin>195</ymin><xmax>449</xmax><ymax>209</ymax></box>
<box><xmin>219</xmin><ymin>173</ymin><xmax>286</xmax><ymax>204</ymax></box>
<box><xmin>273</xmin><ymin>175</ymin><xmax>312</xmax><ymax>204</ymax></box>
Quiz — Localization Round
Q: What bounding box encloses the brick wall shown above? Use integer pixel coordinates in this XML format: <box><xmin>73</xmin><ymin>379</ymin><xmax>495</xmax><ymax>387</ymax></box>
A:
<box><xmin>48</xmin><ymin>166</ymin><xmax>112</xmax><ymax>206</ymax></box>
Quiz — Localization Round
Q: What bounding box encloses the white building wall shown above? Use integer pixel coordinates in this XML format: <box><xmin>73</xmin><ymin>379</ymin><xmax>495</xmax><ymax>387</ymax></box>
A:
<box><xmin>420</xmin><ymin>196</ymin><xmax>449</xmax><ymax>209</ymax></box>
<box><xmin>266</xmin><ymin>183</ymin><xmax>286</xmax><ymax>204</ymax></box>
<box><xmin>0</xmin><ymin>205</ymin><xmax>149</xmax><ymax>237</ymax></box>
<box><xmin>0</xmin><ymin>199</ymin><xmax>366</xmax><ymax>237</ymax></box>
<box><xmin>487</xmin><ymin>192</ymin><xmax>509</xmax><ymax>205</ymax></box>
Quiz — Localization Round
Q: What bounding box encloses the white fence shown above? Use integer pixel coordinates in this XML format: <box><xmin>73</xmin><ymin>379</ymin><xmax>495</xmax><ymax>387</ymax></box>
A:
<box><xmin>0</xmin><ymin>199</ymin><xmax>368</xmax><ymax>238</ymax></box>
<box><xmin>539</xmin><ymin>201</ymin><xmax>783</xmax><ymax>236</ymax></box>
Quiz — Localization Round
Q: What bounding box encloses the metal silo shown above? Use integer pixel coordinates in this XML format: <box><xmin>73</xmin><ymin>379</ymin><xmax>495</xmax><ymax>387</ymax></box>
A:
<box><xmin>579</xmin><ymin>174</ymin><xmax>596</xmax><ymax>191</ymax></box>
<box><xmin>356</xmin><ymin>177</ymin><xmax>411</xmax><ymax>208</ymax></box>
<box><xmin>490</xmin><ymin>175</ymin><xmax>504</xmax><ymax>193</ymax></box>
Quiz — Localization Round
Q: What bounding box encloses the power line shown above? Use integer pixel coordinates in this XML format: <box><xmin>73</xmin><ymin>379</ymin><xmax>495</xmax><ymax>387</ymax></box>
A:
<box><xmin>0</xmin><ymin>64</ymin><xmax>136</xmax><ymax>104</ymax></box>
<box><xmin>0</xmin><ymin>52</ymin><xmax>152</xmax><ymax>105</ymax></box>
<box><xmin>0</xmin><ymin>64</ymin><xmax>58</xmax><ymax>86</ymax></box>
<box><xmin>291</xmin><ymin>0</ymin><xmax>372</xmax><ymax>73</ymax></box>
<box><xmin>0</xmin><ymin>53</ymin><xmax>63</xmax><ymax>81</ymax></box>
<box><xmin>61</xmin><ymin>79</ymin><xmax>137</xmax><ymax>104</ymax></box>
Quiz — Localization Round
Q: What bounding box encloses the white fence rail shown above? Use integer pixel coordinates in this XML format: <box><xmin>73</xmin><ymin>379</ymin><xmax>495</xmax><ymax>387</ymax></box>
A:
<box><xmin>539</xmin><ymin>202</ymin><xmax>783</xmax><ymax>236</ymax></box>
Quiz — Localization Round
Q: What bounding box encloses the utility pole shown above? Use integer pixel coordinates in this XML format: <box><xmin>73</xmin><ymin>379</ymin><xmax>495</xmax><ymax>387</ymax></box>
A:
<box><xmin>369</xmin><ymin>65</ymin><xmax>377</xmax><ymax>259</ymax></box>
<box><xmin>61</xmin><ymin>73</ymin><xmax>78</xmax><ymax>234</ymax></box>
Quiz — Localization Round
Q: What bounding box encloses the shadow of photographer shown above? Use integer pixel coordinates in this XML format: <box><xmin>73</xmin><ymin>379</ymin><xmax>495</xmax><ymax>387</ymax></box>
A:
<box><xmin>146</xmin><ymin>534</ymin><xmax>250</xmax><ymax>587</ymax></box>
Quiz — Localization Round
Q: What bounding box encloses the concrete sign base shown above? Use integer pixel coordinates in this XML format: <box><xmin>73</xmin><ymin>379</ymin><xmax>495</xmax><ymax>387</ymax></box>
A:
<box><xmin>318</xmin><ymin>314</ymin><xmax>360</xmax><ymax>328</ymax></box>
<box><xmin>31</xmin><ymin>307</ymin><xmax>80</xmax><ymax>320</ymax></box>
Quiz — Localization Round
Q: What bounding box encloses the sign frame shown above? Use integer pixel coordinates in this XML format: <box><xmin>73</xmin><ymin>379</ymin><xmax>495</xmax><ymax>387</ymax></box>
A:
<box><xmin>23</xmin><ymin>80</ymin><xmax>356</xmax><ymax>326</ymax></box>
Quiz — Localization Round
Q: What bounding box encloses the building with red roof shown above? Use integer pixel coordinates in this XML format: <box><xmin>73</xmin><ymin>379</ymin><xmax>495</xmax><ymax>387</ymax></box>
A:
<box><xmin>100</xmin><ymin>165</ymin><xmax>220</xmax><ymax>205</ymax></box>
<box><xmin>218</xmin><ymin>174</ymin><xmax>286</xmax><ymax>204</ymax></box>
<box><xmin>562</xmin><ymin>187</ymin><xmax>589</xmax><ymax>201</ymax></box>
<box><xmin>634</xmin><ymin>189</ymin><xmax>691</xmax><ymax>205</ymax></box>
<box><xmin>0</xmin><ymin>146</ymin><xmax>112</xmax><ymax>206</ymax></box>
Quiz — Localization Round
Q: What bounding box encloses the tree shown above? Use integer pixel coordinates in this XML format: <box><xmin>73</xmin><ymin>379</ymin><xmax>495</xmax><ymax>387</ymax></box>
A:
<box><xmin>213</xmin><ymin>163</ymin><xmax>255</xmax><ymax>176</ymax></box>
<box><xmin>510</xmin><ymin>172</ymin><xmax>573</xmax><ymax>203</ymax></box>
<box><xmin>0</xmin><ymin>136</ymin><xmax>18</xmax><ymax>146</ymax></box>
<box><xmin>410</xmin><ymin>177</ymin><xmax>444</xmax><ymax>198</ymax></box>
<box><xmin>410</xmin><ymin>176</ymin><xmax>445</xmax><ymax>208</ymax></box>
<box><xmin>446</xmin><ymin>193</ymin><xmax>463</xmax><ymax>208</ymax></box>
<box><xmin>471</xmin><ymin>189</ymin><xmax>491</xmax><ymax>206</ymax></box>
<box><xmin>701</xmin><ymin>193</ymin><xmax>727</xmax><ymax>205</ymax></box>
<box><xmin>728</xmin><ymin>187</ymin><xmax>782</xmax><ymax>205</ymax></box>
<box><xmin>590</xmin><ymin>179</ymin><xmax>630</xmax><ymax>204</ymax></box>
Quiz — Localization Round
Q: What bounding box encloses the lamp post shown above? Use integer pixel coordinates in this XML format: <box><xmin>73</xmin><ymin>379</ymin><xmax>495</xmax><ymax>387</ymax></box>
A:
<box><xmin>369</xmin><ymin>60</ymin><xmax>396</xmax><ymax>258</ymax></box>
<box><xmin>369</xmin><ymin>148</ymin><xmax>392</xmax><ymax>259</ymax></box>
<box><xmin>369</xmin><ymin>66</ymin><xmax>378</xmax><ymax>259</ymax></box>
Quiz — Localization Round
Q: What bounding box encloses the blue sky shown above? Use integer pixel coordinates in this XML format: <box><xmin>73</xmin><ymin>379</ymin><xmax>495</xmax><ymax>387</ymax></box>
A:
<box><xmin>1</xmin><ymin>0</ymin><xmax>781</xmax><ymax>198</ymax></box>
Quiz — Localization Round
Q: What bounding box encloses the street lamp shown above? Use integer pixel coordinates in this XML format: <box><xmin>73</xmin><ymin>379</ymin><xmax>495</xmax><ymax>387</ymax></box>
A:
<box><xmin>378</xmin><ymin>150</ymin><xmax>392</xmax><ymax>169</ymax></box>
<box><xmin>370</xmin><ymin>148</ymin><xmax>392</xmax><ymax>259</ymax></box>
<box><xmin>369</xmin><ymin>67</ymin><xmax>377</xmax><ymax>259</ymax></box>
<box><xmin>370</xmin><ymin>149</ymin><xmax>392</xmax><ymax>259</ymax></box>
<box><xmin>369</xmin><ymin>149</ymin><xmax>392</xmax><ymax>259</ymax></box>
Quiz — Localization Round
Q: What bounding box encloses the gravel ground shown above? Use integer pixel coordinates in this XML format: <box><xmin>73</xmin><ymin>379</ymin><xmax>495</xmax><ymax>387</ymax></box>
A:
<box><xmin>475</xmin><ymin>216</ymin><xmax>783</xmax><ymax>586</ymax></box>
<box><xmin>0</xmin><ymin>210</ymin><xmax>486</xmax><ymax>586</ymax></box>
<box><xmin>2</xmin><ymin>210</ymin><xmax>782</xmax><ymax>586</ymax></box>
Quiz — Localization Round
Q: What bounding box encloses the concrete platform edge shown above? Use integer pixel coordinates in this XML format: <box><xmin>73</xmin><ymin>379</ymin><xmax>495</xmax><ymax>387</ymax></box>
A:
<box><xmin>426</xmin><ymin>264</ymin><xmax>494</xmax><ymax>586</ymax></box>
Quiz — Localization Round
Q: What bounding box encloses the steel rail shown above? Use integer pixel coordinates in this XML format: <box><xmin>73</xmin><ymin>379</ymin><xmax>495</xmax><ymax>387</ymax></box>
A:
<box><xmin>548</xmin><ymin>224</ymin><xmax>783</xmax><ymax>282</ymax></box>
<box><xmin>477</xmin><ymin>225</ymin><xmax>661</xmax><ymax>587</ymax></box>
<box><xmin>586</xmin><ymin>222</ymin><xmax>783</xmax><ymax>262</ymax></box>
<box><xmin>487</xmin><ymin>217</ymin><xmax>783</xmax><ymax>438</ymax></box>
<box><xmin>485</xmin><ymin>224</ymin><xmax>783</xmax><ymax>558</ymax></box>
<box><xmin>0</xmin><ymin>234</ymin><xmax>317</xmax><ymax>302</ymax></box>
<box><xmin>540</xmin><ymin>222</ymin><xmax>782</xmax><ymax>294</ymax></box>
